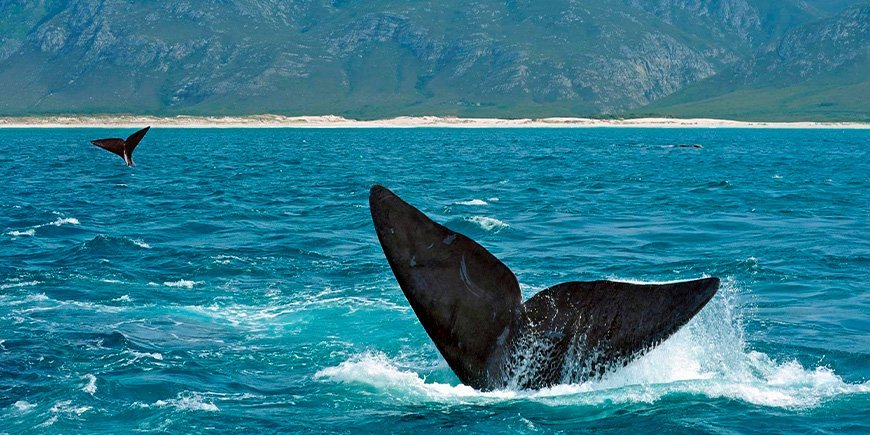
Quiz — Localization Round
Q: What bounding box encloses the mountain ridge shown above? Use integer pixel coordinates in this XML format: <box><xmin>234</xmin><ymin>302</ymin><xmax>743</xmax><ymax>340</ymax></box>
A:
<box><xmin>0</xmin><ymin>0</ymin><xmax>866</xmax><ymax>120</ymax></box>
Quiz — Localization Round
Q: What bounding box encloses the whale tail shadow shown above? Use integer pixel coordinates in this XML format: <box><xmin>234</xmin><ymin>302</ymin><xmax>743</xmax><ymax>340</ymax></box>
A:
<box><xmin>91</xmin><ymin>126</ymin><xmax>150</xmax><ymax>166</ymax></box>
<box><xmin>369</xmin><ymin>185</ymin><xmax>719</xmax><ymax>390</ymax></box>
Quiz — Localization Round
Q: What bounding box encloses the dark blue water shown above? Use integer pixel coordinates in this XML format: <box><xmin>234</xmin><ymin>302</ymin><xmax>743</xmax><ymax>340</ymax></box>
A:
<box><xmin>1</xmin><ymin>128</ymin><xmax>868</xmax><ymax>433</ymax></box>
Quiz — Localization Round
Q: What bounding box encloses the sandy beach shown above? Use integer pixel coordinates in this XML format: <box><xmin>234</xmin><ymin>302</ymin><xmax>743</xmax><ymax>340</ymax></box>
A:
<box><xmin>0</xmin><ymin>114</ymin><xmax>866</xmax><ymax>129</ymax></box>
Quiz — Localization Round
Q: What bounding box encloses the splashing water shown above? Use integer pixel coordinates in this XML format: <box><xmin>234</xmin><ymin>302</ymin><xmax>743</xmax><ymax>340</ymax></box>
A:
<box><xmin>2</xmin><ymin>128</ymin><xmax>867</xmax><ymax>432</ymax></box>
<box><xmin>316</xmin><ymin>280</ymin><xmax>868</xmax><ymax>409</ymax></box>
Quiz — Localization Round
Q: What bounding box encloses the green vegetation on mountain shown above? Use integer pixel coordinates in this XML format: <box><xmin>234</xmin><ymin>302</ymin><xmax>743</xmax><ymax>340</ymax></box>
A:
<box><xmin>643</xmin><ymin>5</ymin><xmax>869</xmax><ymax>121</ymax></box>
<box><xmin>0</xmin><ymin>0</ymin><xmax>866</xmax><ymax>120</ymax></box>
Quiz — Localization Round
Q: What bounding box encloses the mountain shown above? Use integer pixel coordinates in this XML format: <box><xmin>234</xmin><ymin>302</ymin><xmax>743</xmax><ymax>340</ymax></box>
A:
<box><xmin>643</xmin><ymin>4</ymin><xmax>870</xmax><ymax>121</ymax></box>
<box><xmin>0</xmin><ymin>0</ymin><xmax>866</xmax><ymax>120</ymax></box>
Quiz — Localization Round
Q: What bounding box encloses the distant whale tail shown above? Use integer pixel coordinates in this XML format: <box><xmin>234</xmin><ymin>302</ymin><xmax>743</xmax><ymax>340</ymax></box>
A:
<box><xmin>90</xmin><ymin>126</ymin><xmax>150</xmax><ymax>166</ymax></box>
<box><xmin>369</xmin><ymin>185</ymin><xmax>719</xmax><ymax>390</ymax></box>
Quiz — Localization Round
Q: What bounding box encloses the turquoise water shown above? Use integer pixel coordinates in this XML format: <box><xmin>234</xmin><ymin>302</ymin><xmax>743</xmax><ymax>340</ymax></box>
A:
<box><xmin>1</xmin><ymin>128</ymin><xmax>868</xmax><ymax>433</ymax></box>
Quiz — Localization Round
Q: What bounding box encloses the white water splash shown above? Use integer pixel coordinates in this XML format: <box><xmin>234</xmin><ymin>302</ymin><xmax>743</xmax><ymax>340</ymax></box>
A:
<box><xmin>465</xmin><ymin>216</ymin><xmax>509</xmax><ymax>232</ymax></box>
<box><xmin>6</xmin><ymin>229</ymin><xmax>35</xmax><ymax>237</ymax></box>
<box><xmin>131</xmin><ymin>239</ymin><xmax>152</xmax><ymax>249</ymax></box>
<box><xmin>455</xmin><ymin>199</ymin><xmax>488</xmax><ymax>206</ymax></box>
<box><xmin>185</xmin><ymin>287</ymin><xmax>408</xmax><ymax>329</ymax></box>
<box><xmin>13</xmin><ymin>401</ymin><xmax>36</xmax><ymax>413</ymax></box>
<box><xmin>149</xmin><ymin>393</ymin><xmax>220</xmax><ymax>412</ymax></box>
<box><xmin>163</xmin><ymin>279</ymin><xmax>202</xmax><ymax>288</ymax></box>
<box><xmin>6</xmin><ymin>216</ymin><xmax>79</xmax><ymax>238</ymax></box>
<box><xmin>81</xmin><ymin>374</ymin><xmax>97</xmax><ymax>395</ymax></box>
<box><xmin>38</xmin><ymin>401</ymin><xmax>91</xmax><ymax>426</ymax></box>
<box><xmin>49</xmin><ymin>217</ymin><xmax>80</xmax><ymax>226</ymax></box>
<box><xmin>604</xmin><ymin>275</ymin><xmax>712</xmax><ymax>285</ymax></box>
<box><xmin>0</xmin><ymin>280</ymin><xmax>41</xmax><ymax>290</ymax></box>
<box><xmin>127</xmin><ymin>350</ymin><xmax>164</xmax><ymax>362</ymax></box>
<box><xmin>315</xmin><ymin>280</ymin><xmax>869</xmax><ymax>409</ymax></box>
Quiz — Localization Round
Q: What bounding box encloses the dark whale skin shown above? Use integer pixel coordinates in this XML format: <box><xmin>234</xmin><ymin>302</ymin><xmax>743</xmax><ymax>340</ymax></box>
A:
<box><xmin>370</xmin><ymin>185</ymin><xmax>719</xmax><ymax>390</ymax></box>
<box><xmin>91</xmin><ymin>126</ymin><xmax>150</xmax><ymax>166</ymax></box>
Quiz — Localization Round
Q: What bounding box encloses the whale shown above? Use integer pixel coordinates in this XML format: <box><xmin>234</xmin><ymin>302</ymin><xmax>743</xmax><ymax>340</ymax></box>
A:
<box><xmin>369</xmin><ymin>185</ymin><xmax>719</xmax><ymax>390</ymax></box>
<box><xmin>90</xmin><ymin>126</ymin><xmax>150</xmax><ymax>166</ymax></box>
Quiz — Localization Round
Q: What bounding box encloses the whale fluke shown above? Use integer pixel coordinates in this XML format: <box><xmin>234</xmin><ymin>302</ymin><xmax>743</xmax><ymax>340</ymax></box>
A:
<box><xmin>369</xmin><ymin>185</ymin><xmax>719</xmax><ymax>390</ymax></box>
<box><xmin>91</xmin><ymin>126</ymin><xmax>150</xmax><ymax>166</ymax></box>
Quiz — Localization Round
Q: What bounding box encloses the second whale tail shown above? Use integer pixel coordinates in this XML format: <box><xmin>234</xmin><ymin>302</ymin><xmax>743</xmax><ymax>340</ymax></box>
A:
<box><xmin>369</xmin><ymin>185</ymin><xmax>719</xmax><ymax>390</ymax></box>
<box><xmin>91</xmin><ymin>126</ymin><xmax>150</xmax><ymax>166</ymax></box>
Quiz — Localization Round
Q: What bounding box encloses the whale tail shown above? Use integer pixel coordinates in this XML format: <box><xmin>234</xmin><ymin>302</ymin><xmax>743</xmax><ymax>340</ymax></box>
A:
<box><xmin>369</xmin><ymin>185</ymin><xmax>719</xmax><ymax>390</ymax></box>
<box><xmin>91</xmin><ymin>126</ymin><xmax>150</xmax><ymax>166</ymax></box>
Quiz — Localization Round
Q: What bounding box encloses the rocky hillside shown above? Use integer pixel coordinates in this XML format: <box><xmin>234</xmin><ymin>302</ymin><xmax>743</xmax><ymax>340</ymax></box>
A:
<box><xmin>645</xmin><ymin>4</ymin><xmax>869</xmax><ymax>121</ymax></box>
<box><xmin>0</xmin><ymin>0</ymin><xmax>865</xmax><ymax>119</ymax></box>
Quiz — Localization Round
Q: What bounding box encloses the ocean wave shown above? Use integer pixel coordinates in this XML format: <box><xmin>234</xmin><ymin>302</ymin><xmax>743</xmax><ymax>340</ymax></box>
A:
<box><xmin>49</xmin><ymin>401</ymin><xmax>91</xmax><ymax>415</ymax></box>
<box><xmin>465</xmin><ymin>216</ymin><xmax>509</xmax><ymax>232</ymax></box>
<box><xmin>213</xmin><ymin>254</ymin><xmax>247</xmax><ymax>265</ymax></box>
<box><xmin>146</xmin><ymin>393</ymin><xmax>220</xmax><ymax>412</ymax></box>
<box><xmin>131</xmin><ymin>239</ymin><xmax>152</xmax><ymax>249</ymax></box>
<box><xmin>0</xmin><ymin>280</ymin><xmax>41</xmax><ymax>290</ymax></box>
<box><xmin>79</xmin><ymin>234</ymin><xmax>154</xmax><ymax>252</ymax></box>
<box><xmin>82</xmin><ymin>374</ymin><xmax>97</xmax><ymax>395</ymax></box>
<box><xmin>48</xmin><ymin>217</ymin><xmax>80</xmax><ymax>226</ymax></box>
<box><xmin>38</xmin><ymin>401</ymin><xmax>92</xmax><ymax>427</ymax></box>
<box><xmin>6</xmin><ymin>229</ymin><xmax>35</xmax><ymax>237</ymax></box>
<box><xmin>603</xmin><ymin>275</ymin><xmax>712</xmax><ymax>285</ymax></box>
<box><xmin>184</xmin><ymin>287</ymin><xmax>408</xmax><ymax>328</ymax></box>
<box><xmin>163</xmin><ymin>279</ymin><xmax>202</xmax><ymax>288</ymax></box>
<box><xmin>127</xmin><ymin>350</ymin><xmax>164</xmax><ymax>361</ymax></box>
<box><xmin>5</xmin><ymin>216</ymin><xmax>80</xmax><ymax>238</ymax></box>
<box><xmin>12</xmin><ymin>401</ymin><xmax>36</xmax><ymax>413</ymax></box>
<box><xmin>455</xmin><ymin>199</ymin><xmax>488</xmax><ymax>206</ymax></box>
<box><xmin>315</xmin><ymin>280</ymin><xmax>869</xmax><ymax>409</ymax></box>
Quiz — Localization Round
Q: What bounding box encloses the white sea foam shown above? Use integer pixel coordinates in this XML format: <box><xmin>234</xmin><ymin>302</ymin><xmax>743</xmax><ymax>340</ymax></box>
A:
<box><xmin>0</xmin><ymin>280</ymin><xmax>41</xmax><ymax>290</ymax></box>
<box><xmin>163</xmin><ymin>279</ymin><xmax>201</xmax><ymax>288</ymax></box>
<box><xmin>151</xmin><ymin>393</ymin><xmax>220</xmax><ymax>412</ymax></box>
<box><xmin>131</xmin><ymin>239</ymin><xmax>152</xmax><ymax>249</ymax></box>
<box><xmin>39</xmin><ymin>400</ymin><xmax>91</xmax><ymax>426</ymax></box>
<box><xmin>48</xmin><ymin>217</ymin><xmax>80</xmax><ymax>226</ymax></box>
<box><xmin>315</xmin><ymin>280</ymin><xmax>869</xmax><ymax>409</ymax></box>
<box><xmin>604</xmin><ymin>275</ymin><xmax>712</xmax><ymax>285</ymax></box>
<box><xmin>186</xmin><ymin>288</ymin><xmax>408</xmax><ymax>329</ymax></box>
<box><xmin>455</xmin><ymin>199</ymin><xmax>488</xmax><ymax>206</ymax></box>
<box><xmin>6</xmin><ymin>229</ymin><xmax>35</xmax><ymax>237</ymax></box>
<box><xmin>465</xmin><ymin>216</ymin><xmax>509</xmax><ymax>232</ymax></box>
<box><xmin>6</xmin><ymin>216</ymin><xmax>79</xmax><ymax>238</ymax></box>
<box><xmin>128</xmin><ymin>350</ymin><xmax>164</xmax><ymax>361</ymax></box>
<box><xmin>37</xmin><ymin>416</ymin><xmax>58</xmax><ymax>427</ymax></box>
<box><xmin>82</xmin><ymin>374</ymin><xmax>97</xmax><ymax>395</ymax></box>
<box><xmin>214</xmin><ymin>254</ymin><xmax>246</xmax><ymax>265</ymax></box>
<box><xmin>13</xmin><ymin>401</ymin><xmax>36</xmax><ymax>413</ymax></box>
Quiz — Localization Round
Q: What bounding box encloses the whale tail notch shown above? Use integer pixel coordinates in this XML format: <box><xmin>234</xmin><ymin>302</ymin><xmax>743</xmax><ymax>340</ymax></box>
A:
<box><xmin>369</xmin><ymin>185</ymin><xmax>719</xmax><ymax>390</ymax></box>
<box><xmin>90</xmin><ymin>126</ymin><xmax>150</xmax><ymax>166</ymax></box>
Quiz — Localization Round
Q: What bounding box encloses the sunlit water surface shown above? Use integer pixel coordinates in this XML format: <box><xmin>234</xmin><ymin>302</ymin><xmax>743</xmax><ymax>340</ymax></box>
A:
<box><xmin>1</xmin><ymin>128</ymin><xmax>867</xmax><ymax>432</ymax></box>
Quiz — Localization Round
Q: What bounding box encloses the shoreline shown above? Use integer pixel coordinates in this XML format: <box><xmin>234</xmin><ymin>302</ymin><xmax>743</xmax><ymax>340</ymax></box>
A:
<box><xmin>0</xmin><ymin>115</ymin><xmax>867</xmax><ymax>129</ymax></box>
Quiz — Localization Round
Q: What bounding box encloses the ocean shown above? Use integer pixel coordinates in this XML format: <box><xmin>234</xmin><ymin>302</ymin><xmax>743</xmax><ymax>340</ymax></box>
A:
<box><xmin>1</xmin><ymin>127</ymin><xmax>867</xmax><ymax>433</ymax></box>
